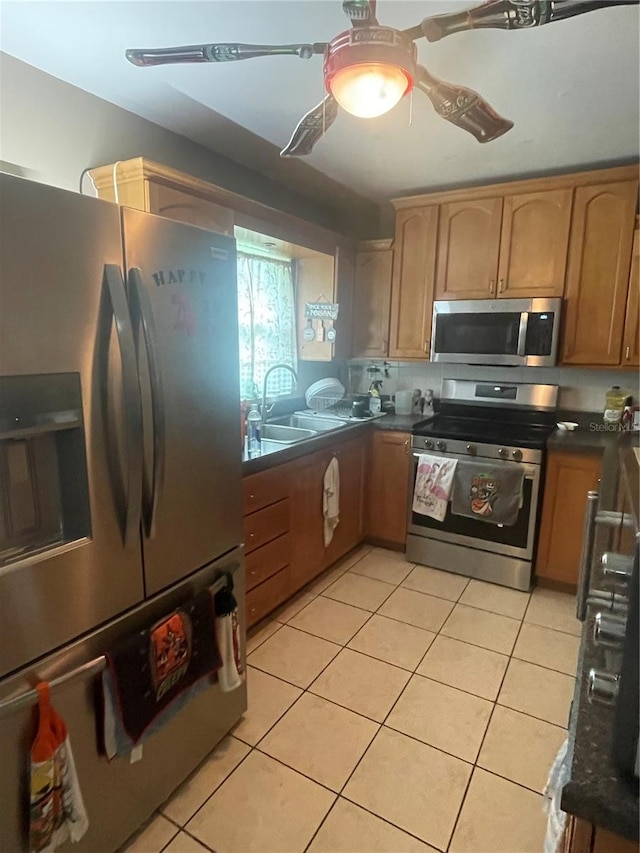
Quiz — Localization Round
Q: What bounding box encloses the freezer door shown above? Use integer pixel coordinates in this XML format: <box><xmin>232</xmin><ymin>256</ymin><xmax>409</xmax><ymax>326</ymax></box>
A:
<box><xmin>0</xmin><ymin>175</ymin><xmax>145</xmax><ymax>678</ymax></box>
<box><xmin>122</xmin><ymin>208</ymin><xmax>243</xmax><ymax>595</ymax></box>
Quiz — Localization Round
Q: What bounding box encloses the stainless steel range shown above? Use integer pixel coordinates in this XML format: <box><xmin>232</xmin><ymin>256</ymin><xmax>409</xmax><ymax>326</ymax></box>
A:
<box><xmin>407</xmin><ymin>379</ymin><xmax>558</xmax><ymax>591</ymax></box>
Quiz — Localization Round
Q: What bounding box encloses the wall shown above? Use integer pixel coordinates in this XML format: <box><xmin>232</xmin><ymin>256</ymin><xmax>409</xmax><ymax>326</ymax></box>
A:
<box><xmin>347</xmin><ymin>359</ymin><xmax>637</xmax><ymax>413</ymax></box>
<box><xmin>0</xmin><ymin>53</ymin><xmax>380</xmax><ymax>237</ymax></box>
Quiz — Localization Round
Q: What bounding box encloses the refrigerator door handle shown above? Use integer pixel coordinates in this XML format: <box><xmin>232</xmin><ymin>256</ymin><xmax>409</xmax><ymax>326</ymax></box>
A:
<box><xmin>103</xmin><ymin>264</ymin><xmax>144</xmax><ymax>547</ymax></box>
<box><xmin>128</xmin><ymin>267</ymin><xmax>166</xmax><ymax>538</ymax></box>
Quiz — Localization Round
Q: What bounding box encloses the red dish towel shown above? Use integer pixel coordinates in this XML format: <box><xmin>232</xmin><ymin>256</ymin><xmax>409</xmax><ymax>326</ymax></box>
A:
<box><xmin>29</xmin><ymin>682</ymin><xmax>89</xmax><ymax>853</ymax></box>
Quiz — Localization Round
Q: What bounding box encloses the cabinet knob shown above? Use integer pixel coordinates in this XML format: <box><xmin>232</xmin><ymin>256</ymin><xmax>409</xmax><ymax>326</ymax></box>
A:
<box><xmin>423</xmin><ymin>340</ymin><xmax>430</xmax><ymax>352</ymax></box>
<box><xmin>625</xmin><ymin>345</ymin><xmax>631</xmax><ymax>360</ymax></box>
<box><xmin>404</xmin><ymin>439</ymin><xmax>410</xmax><ymax>455</ymax></box>
<box><xmin>498</xmin><ymin>279</ymin><xmax>505</xmax><ymax>293</ymax></box>
<box><xmin>489</xmin><ymin>280</ymin><xmax>495</xmax><ymax>294</ymax></box>
<box><xmin>248</xmin><ymin>494</ymin><xmax>255</xmax><ymax>501</ymax></box>
<box><xmin>249</xmin><ymin>532</ymin><xmax>255</xmax><ymax>540</ymax></box>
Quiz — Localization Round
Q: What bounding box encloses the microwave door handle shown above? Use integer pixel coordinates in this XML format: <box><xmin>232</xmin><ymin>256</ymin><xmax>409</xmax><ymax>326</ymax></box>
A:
<box><xmin>103</xmin><ymin>264</ymin><xmax>143</xmax><ymax>547</ymax></box>
<box><xmin>128</xmin><ymin>267</ymin><xmax>165</xmax><ymax>539</ymax></box>
<box><xmin>517</xmin><ymin>312</ymin><xmax>529</xmax><ymax>357</ymax></box>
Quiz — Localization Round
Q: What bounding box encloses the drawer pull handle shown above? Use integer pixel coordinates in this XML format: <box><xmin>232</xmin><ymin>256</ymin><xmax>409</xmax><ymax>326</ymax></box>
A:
<box><xmin>249</xmin><ymin>493</ymin><xmax>255</xmax><ymax>501</ymax></box>
<box><xmin>249</xmin><ymin>532</ymin><xmax>255</xmax><ymax>539</ymax></box>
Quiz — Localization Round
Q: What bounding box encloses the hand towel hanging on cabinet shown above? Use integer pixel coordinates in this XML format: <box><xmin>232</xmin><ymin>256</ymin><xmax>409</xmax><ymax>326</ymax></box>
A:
<box><xmin>323</xmin><ymin>456</ymin><xmax>340</xmax><ymax>546</ymax></box>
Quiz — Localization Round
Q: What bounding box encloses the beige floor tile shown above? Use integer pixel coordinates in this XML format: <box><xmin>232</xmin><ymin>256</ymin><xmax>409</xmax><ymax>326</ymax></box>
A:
<box><xmin>343</xmin><ymin>727</ymin><xmax>472</xmax><ymax>851</ymax></box>
<box><xmin>417</xmin><ymin>635</ymin><xmax>509</xmax><ymax>701</ymax></box>
<box><xmin>441</xmin><ymin>603</ymin><xmax>520</xmax><ymax>654</ymax></box>
<box><xmin>349</xmin><ymin>548</ymin><xmax>414</xmax><ymax>585</ymax></box>
<box><xmin>310</xmin><ymin>648</ymin><xmax>410</xmax><ymax>721</ymax></box>
<box><xmin>187</xmin><ymin>750</ymin><xmax>335</xmax><ymax>853</ymax></box>
<box><xmin>478</xmin><ymin>705</ymin><xmax>566</xmax><ymax>793</ymax></box>
<box><xmin>232</xmin><ymin>666</ymin><xmax>302</xmax><ymax>745</ymax></box>
<box><xmin>305</xmin><ymin>552</ymin><xmax>363</xmax><ymax>595</ymax></box>
<box><xmin>273</xmin><ymin>590</ymin><xmax>317</xmax><ymax>622</ymax></box>
<box><xmin>323</xmin><ymin>572</ymin><xmax>395</xmax><ymax>611</ymax></box>
<box><xmin>498</xmin><ymin>658</ymin><xmax>575</xmax><ymax>727</ymax></box>
<box><xmin>402</xmin><ymin>565</ymin><xmax>469</xmax><ymax>602</ymax></box>
<box><xmin>288</xmin><ymin>595</ymin><xmax>370</xmax><ymax>645</ymax></box>
<box><xmin>308</xmin><ymin>798</ymin><xmax>439</xmax><ymax>853</ymax></box>
<box><xmin>387</xmin><ymin>675</ymin><xmax>493</xmax><ymax>762</ymax></box>
<box><xmin>248</xmin><ymin>625</ymin><xmax>340</xmax><ymax>688</ymax></box>
<box><xmin>123</xmin><ymin>814</ymin><xmax>178</xmax><ymax>853</ymax></box>
<box><xmin>162</xmin><ymin>736</ymin><xmax>250</xmax><ymax>825</ymax></box>
<box><xmin>348</xmin><ymin>614</ymin><xmax>435</xmax><ymax>671</ymax></box>
<box><xmin>514</xmin><ymin>622</ymin><xmax>581</xmax><ymax>676</ymax></box>
<box><xmin>459</xmin><ymin>579</ymin><xmax>530</xmax><ymax>620</ymax></box>
<box><xmin>378</xmin><ymin>587</ymin><xmax>454</xmax><ymax>632</ymax></box>
<box><xmin>524</xmin><ymin>587</ymin><xmax>581</xmax><ymax>636</ymax></box>
<box><xmin>449</xmin><ymin>768</ymin><xmax>546</xmax><ymax>853</ymax></box>
<box><xmin>163</xmin><ymin>832</ymin><xmax>210</xmax><ymax>853</ymax></box>
<box><xmin>246</xmin><ymin>618</ymin><xmax>282</xmax><ymax>654</ymax></box>
<box><xmin>259</xmin><ymin>692</ymin><xmax>378</xmax><ymax>791</ymax></box>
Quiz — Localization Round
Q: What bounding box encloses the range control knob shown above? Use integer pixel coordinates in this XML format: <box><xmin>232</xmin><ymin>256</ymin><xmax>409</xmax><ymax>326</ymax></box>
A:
<box><xmin>512</xmin><ymin>449</ymin><xmax>523</xmax><ymax>461</ymax></box>
<box><xmin>593</xmin><ymin>612</ymin><xmax>627</xmax><ymax>648</ymax></box>
<box><xmin>424</xmin><ymin>439</ymin><xmax>434</xmax><ymax>450</ymax></box>
<box><xmin>587</xmin><ymin>668</ymin><xmax>619</xmax><ymax>706</ymax></box>
<box><xmin>436</xmin><ymin>440</ymin><xmax>447</xmax><ymax>451</ymax></box>
<box><xmin>601</xmin><ymin>552</ymin><xmax>634</xmax><ymax>581</ymax></box>
<box><xmin>497</xmin><ymin>447</ymin><xmax>508</xmax><ymax>458</ymax></box>
<box><xmin>466</xmin><ymin>444</ymin><xmax>477</xmax><ymax>455</ymax></box>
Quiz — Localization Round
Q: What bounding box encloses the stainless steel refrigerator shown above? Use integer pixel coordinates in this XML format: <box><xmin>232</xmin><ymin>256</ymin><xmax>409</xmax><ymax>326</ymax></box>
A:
<box><xmin>0</xmin><ymin>174</ymin><xmax>246</xmax><ymax>852</ymax></box>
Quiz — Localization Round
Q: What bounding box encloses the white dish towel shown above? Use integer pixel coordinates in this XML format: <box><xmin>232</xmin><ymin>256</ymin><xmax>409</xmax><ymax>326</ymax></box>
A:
<box><xmin>323</xmin><ymin>455</ymin><xmax>340</xmax><ymax>546</ymax></box>
<box><xmin>412</xmin><ymin>454</ymin><xmax>458</xmax><ymax>522</ymax></box>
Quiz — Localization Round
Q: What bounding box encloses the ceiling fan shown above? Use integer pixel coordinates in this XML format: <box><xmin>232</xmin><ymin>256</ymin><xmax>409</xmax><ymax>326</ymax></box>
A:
<box><xmin>126</xmin><ymin>0</ymin><xmax>639</xmax><ymax>157</ymax></box>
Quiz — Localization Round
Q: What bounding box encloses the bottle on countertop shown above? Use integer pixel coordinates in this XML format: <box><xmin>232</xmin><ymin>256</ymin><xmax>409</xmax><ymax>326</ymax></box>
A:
<box><xmin>368</xmin><ymin>380</ymin><xmax>383</xmax><ymax>415</ymax></box>
<box><xmin>604</xmin><ymin>386</ymin><xmax>627</xmax><ymax>425</ymax></box>
<box><xmin>246</xmin><ymin>403</ymin><xmax>261</xmax><ymax>453</ymax></box>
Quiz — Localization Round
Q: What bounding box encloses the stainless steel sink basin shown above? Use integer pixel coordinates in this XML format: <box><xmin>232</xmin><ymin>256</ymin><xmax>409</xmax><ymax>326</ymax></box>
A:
<box><xmin>270</xmin><ymin>413</ymin><xmax>346</xmax><ymax>432</ymax></box>
<box><xmin>259</xmin><ymin>423</ymin><xmax>317</xmax><ymax>443</ymax></box>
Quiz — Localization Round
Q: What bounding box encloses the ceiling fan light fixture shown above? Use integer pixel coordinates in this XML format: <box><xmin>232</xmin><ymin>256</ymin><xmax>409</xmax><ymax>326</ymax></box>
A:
<box><xmin>324</xmin><ymin>28</ymin><xmax>416</xmax><ymax>119</ymax></box>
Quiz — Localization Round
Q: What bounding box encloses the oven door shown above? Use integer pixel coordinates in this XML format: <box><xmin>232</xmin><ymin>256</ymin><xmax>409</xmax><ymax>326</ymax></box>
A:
<box><xmin>408</xmin><ymin>451</ymin><xmax>541</xmax><ymax>560</ymax></box>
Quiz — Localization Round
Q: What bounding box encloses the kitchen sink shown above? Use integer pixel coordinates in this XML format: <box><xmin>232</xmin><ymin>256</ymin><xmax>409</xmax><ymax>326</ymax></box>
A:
<box><xmin>270</xmin><ymin>413</ymin><xmax>346</xmax><ymax>432</ymax></box>
<box><xmin>259</xmin><ymin>423</ymin><xmax>317</xmax><ymax>443</ymax></box>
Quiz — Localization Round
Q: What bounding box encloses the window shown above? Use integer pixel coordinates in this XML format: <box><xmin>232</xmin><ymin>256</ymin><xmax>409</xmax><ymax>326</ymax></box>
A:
<box><xmin>237</xmin><ymin>252</ymin><xmax>297</xmax><ymax>399</ymax></box>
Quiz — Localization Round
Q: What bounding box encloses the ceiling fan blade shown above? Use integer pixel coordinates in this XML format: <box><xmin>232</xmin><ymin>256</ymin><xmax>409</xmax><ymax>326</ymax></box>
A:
<box><xmin>126</xmin><ymin>42</ymin><xmax>327</xmax><ymax>67</ymax></box>
<box><xmin>406</xmin><ymin>0</ymin><xmax>639</xmax><ymax>43</ymax></box>
<box><xmin>342</xmin><ymin>0</ymin><xmax>379</xmax><ymax>26</ymax></box>
<box><xmin>415</xmin><ymin>66</ymin><xmax>514</xmax><ymax>143</ymax></box>
<box><xmin>280</xmin><ymin>96</ymin><xmax>339</xmax><ymax>158</ymax></box>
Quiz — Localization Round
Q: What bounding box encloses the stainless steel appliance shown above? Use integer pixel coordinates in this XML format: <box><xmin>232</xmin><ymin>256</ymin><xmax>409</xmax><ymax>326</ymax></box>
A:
<box><xmin>0</xmin><ymin>174</ymin><xmax>246</xmax><ymax>852</ymax></box>
<box><xmin>406</xmin><ymin>379</ymin><xmax>558</xmax><ymax>590</ymax></box>
<box><xmin>577</xmin><ymin>442</ymin><xmax>639</xmax><ymax>779</ymax></box>
<box><xmin>431</xmin><ymin>297</ymin><xmax>562</xmax><ymax>367</ymax></box>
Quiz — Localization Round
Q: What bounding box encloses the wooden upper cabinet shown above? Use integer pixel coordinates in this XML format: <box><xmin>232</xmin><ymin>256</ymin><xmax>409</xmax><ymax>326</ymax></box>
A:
<box><xmin>146</xmin><ymin>183</ymin><xmax>234</xmax><ymax>235</ymax></box>
<box><xmin>497</xmin><ymin>189</ymin><xmax>572</xmax><ymax>298</ymax></box>
<box><xmin>389</xmin><ymin>206</ymin><xmax>438</xmax><ymax>358</ymax></box>
<box><xmin>435</xmin><ymin>197</ymin><xmax>503</xmax><ymax>300</ymax></box>
<box><xmin>562</xmin><ymin>180</ymin><xmax>638</xmax><ymax>366</ymax></box>
<box><xmin>352</xmin><ymin>240</ymin><xmax>393</xmax><ymax>358</ymax></box>
<box><xmin>621</xmin><ymin>228</ymin><xmax>639</xmax><ymax>367</ymax></box>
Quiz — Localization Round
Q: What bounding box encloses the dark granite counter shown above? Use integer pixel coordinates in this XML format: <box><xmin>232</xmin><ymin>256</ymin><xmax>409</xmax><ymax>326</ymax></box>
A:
<box><xmin>561</xmin><ymin>432</ymin><xmax>640</xmax><ymax>842</ymax></box>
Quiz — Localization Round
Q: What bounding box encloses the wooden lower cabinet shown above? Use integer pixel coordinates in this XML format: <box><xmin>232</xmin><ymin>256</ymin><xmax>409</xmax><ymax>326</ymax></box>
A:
<box><xmin>366</xmin><ymin>430</ymin><xmax>412</xmax><ymax>547</ymax></box>
<box><xmin>535</xmin><ymin>450</ymin><xmax>602</xmax><ymax>587</ymax></box>
<box><xmin>325</xmin><ymin>437</ymin><xmax>367</xmax><ymax>566</ymax></box>
<box><xmin>563</xmin><ymin>816</ymin><xmax>637</xmax><ymax>853</ymax></box>
<box><xmin>289</xmin><ymin>449</ymin><xmax>327</xmax><ymax>589</ymax></box>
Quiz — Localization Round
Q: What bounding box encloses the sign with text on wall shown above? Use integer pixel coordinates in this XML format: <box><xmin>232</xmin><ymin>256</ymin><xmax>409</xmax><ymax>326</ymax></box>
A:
<box><xmin>305</xmin><ymin>302</ymin><xmax>340</xmax><ymax>320</ymax></box>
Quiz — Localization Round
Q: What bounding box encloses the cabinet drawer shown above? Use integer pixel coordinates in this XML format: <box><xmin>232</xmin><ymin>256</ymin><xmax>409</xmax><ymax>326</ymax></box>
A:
<box><xmin>246</xmin><ymin>533</ymin><xmax>291</xmax><ymax>591</ymax></box>
<box><xmin>246</xmin><ymin>566</ymin><xmax>291</xmax><ymax>628</ymax></box>
<box><xmin>243</xmin><ymin>465</ymin><xmax>291</xmax><ymax>515</ymax></box>
<box><xmin>244</xmin><ymin>499</ymin><xmax>290</xmax><ymax>554</ymax></box>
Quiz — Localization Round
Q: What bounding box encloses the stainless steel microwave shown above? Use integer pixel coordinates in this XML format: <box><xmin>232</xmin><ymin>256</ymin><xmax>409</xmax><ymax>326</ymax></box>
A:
<box><xmin>431</xmin><ymin>298</ymin><xmax>562</xmax><ymax>367</ymax></box>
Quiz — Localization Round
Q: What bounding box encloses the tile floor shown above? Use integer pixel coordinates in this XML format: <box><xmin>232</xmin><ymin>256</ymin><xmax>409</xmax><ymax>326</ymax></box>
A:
<box><xmin>124</xmin><ymin>545</ymin><xmax>581</xmax><ymax>853</ymax></box>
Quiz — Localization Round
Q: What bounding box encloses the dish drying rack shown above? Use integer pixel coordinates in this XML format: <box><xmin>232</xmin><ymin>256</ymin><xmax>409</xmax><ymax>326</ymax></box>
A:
<box><xmin>305</xmin><ymin>393</ymin><xmax>363</xmax><ymax>419</ymax></box>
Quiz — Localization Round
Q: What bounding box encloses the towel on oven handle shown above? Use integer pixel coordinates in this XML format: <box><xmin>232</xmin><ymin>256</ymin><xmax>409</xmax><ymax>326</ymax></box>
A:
<box><xmin>451</xmin><ymin>459</ymin><xmax>525</xmax><ymax>526</ymax></box>
<box><xmin>412</xmin><ymin>454</ymin><xmax>458</xmax><ymax>522</ymax></box>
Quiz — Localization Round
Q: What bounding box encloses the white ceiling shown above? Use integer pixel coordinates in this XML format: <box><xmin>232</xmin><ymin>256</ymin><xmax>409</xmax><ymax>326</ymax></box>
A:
<box><xmin>1</xmin><ymin>0</ymin><xmax>639</xmax><ymax>201</ymax></box>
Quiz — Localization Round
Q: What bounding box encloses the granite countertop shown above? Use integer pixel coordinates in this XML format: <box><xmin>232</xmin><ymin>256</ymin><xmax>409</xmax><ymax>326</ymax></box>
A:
<box><xmin>561</xmin><ymin>432</ymin><xmax>640</xmax><ymax>841</ymax></box>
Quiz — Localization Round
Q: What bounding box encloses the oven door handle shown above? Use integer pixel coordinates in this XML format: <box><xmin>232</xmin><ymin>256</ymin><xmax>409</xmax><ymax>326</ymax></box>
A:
<box><xmin>517</xmin><ymin>312</ymin><xmax>529</xmax><ymax>357</ymax></box>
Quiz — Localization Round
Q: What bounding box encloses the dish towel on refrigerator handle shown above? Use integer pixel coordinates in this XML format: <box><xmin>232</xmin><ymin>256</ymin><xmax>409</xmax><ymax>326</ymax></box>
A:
<box><xmin>29</xmin><ymin>682</ymin><xmax>89</xmax><ymax>853</ymax></box>
<box><xmin>323</xmin><ymin>455</ymin><xmax>340</xmax><ymax>546</ymax></box>
<box><xmin>213</xmin><ymin>571</ymin><xmax>244</xmax><ymax>693</ymax></box>
<box><xmin>412</xmin><ymin>454</ymin><xmax>458</xmax><ymax>522</ymax></box>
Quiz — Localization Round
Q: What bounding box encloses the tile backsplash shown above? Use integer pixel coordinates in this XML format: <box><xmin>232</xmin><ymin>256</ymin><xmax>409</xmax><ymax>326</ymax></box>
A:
<box><xmin>344</xmin><ymin>359</ymin><xmax>637</xmax><ymax>413</ymax></box>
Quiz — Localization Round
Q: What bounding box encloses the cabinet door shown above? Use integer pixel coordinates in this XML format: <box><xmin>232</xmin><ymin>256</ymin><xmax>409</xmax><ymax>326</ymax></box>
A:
<box><xmin>535</xmin><ymin>451</ymin><xmax>601</xmax><ymax>587</ymax></box>
<box><xmin>367</xmin><ymin>431</ymin><xmax>411</xmax><ymax>546</ymax></box>
<box><xmin>621</xmin><ymin>228</ymin><xmax>639</xmax><ymax>367</ymax></box>
<box><xmin>352</xmin><ymin>248</ymin><xmax>393</xmax><ymax>357</ymax></box>
<box><xmin>325</xmin><ymin>437</ymin><xmax>366</xmax><ymax>565</ymax></box>
<box><xmin>435</xmin><ymin>197</ymin><xmax>503</xmax><ymax>300</ymax></box>
<box><xmin>562</xmin><ymin>180</ymin><xmax>638</xmax><ymax>365</ymax></box>
<box><xmin>146</xmin><ymin>182</ymin><xmax>234</xmax><ymax>235</ymax></box>
<box><xmin>497</xmin><ymin>189</ymin><xmax>572</xmax><ymax>298</ymax></box>
<box><xmin>289</xmin><ymin>450</ymin><xmax>327</xmax><ymax>589</ymax></box>
<box><xmin>389</xmin><ymin>207</ymin><xmax>438</xmax><ymax>358</ymax></box>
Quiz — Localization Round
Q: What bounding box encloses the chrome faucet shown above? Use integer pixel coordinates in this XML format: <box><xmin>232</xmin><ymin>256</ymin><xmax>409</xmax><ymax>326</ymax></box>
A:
<box><xmin>261</xmin><ymin>364</ymin><xmax>298</xmax><ymax>423</ymax></box>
